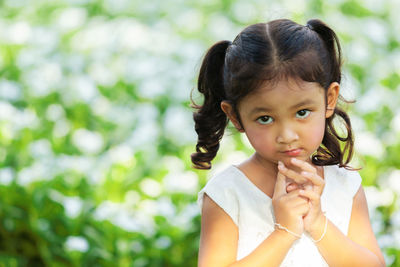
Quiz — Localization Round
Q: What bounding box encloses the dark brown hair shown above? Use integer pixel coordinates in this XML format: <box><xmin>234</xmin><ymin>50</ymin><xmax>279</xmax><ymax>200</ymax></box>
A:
<box><xmin>191</xmin><ymin>19</ymin><xmax>354</xmax><ymax>170</ymax></box>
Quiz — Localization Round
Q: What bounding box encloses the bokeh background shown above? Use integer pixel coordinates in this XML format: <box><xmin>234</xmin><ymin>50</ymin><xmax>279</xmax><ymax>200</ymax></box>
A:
<box><xmin>0</xmin><ymin>0</ymin><xmax>399</xmax><ymax>266</ymax></box>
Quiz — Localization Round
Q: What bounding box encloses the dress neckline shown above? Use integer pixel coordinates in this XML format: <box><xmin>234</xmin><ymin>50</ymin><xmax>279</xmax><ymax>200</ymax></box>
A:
<box><xmin>231</xmin><ymin>164</ymin><xmax>328</xmax><ymax>201</ymax></box>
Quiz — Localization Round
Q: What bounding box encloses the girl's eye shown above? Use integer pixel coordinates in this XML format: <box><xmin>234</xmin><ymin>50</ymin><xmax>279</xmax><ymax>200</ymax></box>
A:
<box><xmin>256</xmin><ymin>116</ymin><xmax>273</xmax><ymax>125</ymax></box>
<box><xmin>296</xmin><ymin>109</ymin><xmax>311</xmax><ymax>119</ymax></box>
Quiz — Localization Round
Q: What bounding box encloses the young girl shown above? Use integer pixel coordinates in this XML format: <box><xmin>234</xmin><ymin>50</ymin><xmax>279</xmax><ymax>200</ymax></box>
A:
<box><xmin>192</xmin><ymin>19</ymin><xmax>385</xmax><ymax>267</ymax></box>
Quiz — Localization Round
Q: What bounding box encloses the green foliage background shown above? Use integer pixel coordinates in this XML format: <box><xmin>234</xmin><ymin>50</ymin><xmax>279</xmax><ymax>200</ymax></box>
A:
<box><xmin>0</xmin><ymin>0</ymin><xmax>399</xmax><ymax>266</ymax></box>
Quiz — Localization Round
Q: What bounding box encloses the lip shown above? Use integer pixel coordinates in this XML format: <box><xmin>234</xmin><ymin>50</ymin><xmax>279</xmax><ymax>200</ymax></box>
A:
<box><xmin>282</xmin><ymin>148</ymin><xmax>302</xmax><ymax>156</ymax></box>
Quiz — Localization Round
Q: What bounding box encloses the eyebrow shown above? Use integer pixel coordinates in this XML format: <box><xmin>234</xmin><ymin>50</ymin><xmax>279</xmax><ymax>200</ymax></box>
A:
<box><xmin>249</xmin><ymin>99</ymin><xmax>317</xmax><ymax>115</ymax></box>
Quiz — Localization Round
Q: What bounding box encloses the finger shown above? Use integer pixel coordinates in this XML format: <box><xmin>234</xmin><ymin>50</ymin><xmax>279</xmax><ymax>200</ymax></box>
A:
<box><xmin>294</xmin><ymin>202</ymin><xmax>310</xmax><ymax>216</ymax></box>
<box><xmin>278</xmin><ymin>162</ymin><xmax>308</xmax><ymax>184</ymax></box>
<box><xmin>290</xmin><ymin>158</ymin><xmax>317</xmax><ymax>173</ymax></box>
<box><xmin>286</xmin><ymin>189</ymin><xmax>309</xmax><ymax>202</ymax></box>
<box><xmin>299</xmin><ymin>189</ymin><xmax>321</xmax><ymax>206</ymax></box>
<box><xmin>301</xmin><ymin>171</ymin><xmax>325</xmax><ymax>191</ymax></box>
<box><xmin>304</xmin><ymin>183</ymin><xmax>313</xmax><ymax>192</ymax></box>
<box><xmin>273</xmin><ymin>165</ymin><xmax>287</xmax><ymax>198</ymax></box>
<box><xmin>286</xmin><ymin>182</ymin><xmax>299</xmax><ymax>193</ymax></box>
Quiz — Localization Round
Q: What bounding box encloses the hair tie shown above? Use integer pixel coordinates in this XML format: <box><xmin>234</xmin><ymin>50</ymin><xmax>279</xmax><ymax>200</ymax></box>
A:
<box><xmin>306</xmin><ymin>24</ymin><xmax>314</xmax><ymax>31</ymax></box>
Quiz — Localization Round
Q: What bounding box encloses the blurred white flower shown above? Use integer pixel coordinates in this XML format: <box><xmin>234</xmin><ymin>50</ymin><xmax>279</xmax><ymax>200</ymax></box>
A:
<box><xmin>0</xmin><ymin>80</ymin><xmax>22</xmax><ymax>101</ymax></box>
<box><xmin>364</xmin><ymin>186</ymin><xmax>394</xmax><ymax>212</ymax></box>
<box><xmin>18</xmin><ymin>162</ymin><xmax>48</xmax><ymax>186</ymax></box>
<box><xmin>394</xmin><ymin>230</ymin><xmax>400</xmax><ymax>248</ymax></box>
<box><xmin>23</xmin><ymin>62</ymin><xmax>63</xmax><ymax>97</ymax></box>
<box><xmin>138</xmin><ymin>79</ymin><xmax>165</xmax><ymax>99</ymax></box>
<box><xmin>88</xmin><ymin>63</ymin><xmax>117</xmax><ymax>87</ymax></box>
<box><xmin>6</xmin><ymin>21</ymin><xmax>31</xmax><ymax>44</ymax></box>
<box><xmin>63</xmin><ymin>196</ymin><xmax>84</xmax><ymax>218</ymax></box>
<box><xmin>72</xmin><ymin>128</ymin><xmax>104</xmax><ymax>154</ymax></box>
<box><xmin>116</xmin><ymin>19</ymin><xmax>151</xmax><ymax>52</ymax></box>
<box><xmin>94</xmin><ymin>200</ymin><xmax>155</xmax><ymax>235</ymax></box>
<box><xmin>156</xmin><ymin>196</ymin><xmax>176</xmax><ymax>218</ymax></box>
<box><xmin>125</xmin><ymin>190</ymin><xmax>140</xmax><ymax>205</ymax></box>
<box><xmin>125</xmin><ymin>56</ymin><xmax>159</xmax><ymax>82</ymax></box>
<box><xmin>378</xmin><ymin>234</ymin><xmax>395</xmax><ymax>249</ymax></box>
<box><xmin>355</xmin><ymin>86</ymin><xmax>387</xmax><ymax>113</ymax></box>
<box><xmin>15</xmin><ymin>109</ymin><xmax>39</xmax><ymax>130</ymax></box>
<box><xmin>4</xmin><ymin>0</ymin><xmax>28</xmax><ymax>8</ymax></box>
<box><xmin>386</xmin><ymin>170</ymin><xmax>400</xmax><ymax>195</ymax></box>
<box><xmin>91</xmin><ymin>96</ymin><xmax>111</xmax><ymax>117</ymax></box>
<box><xmin>391</xmin><ymin>210</ymin><xmax>400</xmax><ymax>228</ymax></box>
<box><xmin>155</xmin><ymin>236</ymin><xmax>171</xmax><ymax>249</ymax></box>
<box><xmin>128</xmin><ymin>121</ymin><xmax>159</xmax><ymax>150</ymax></box>
<box><xmin>137</xmin><ymin>199</ymin><xmax>159</xmax><ymax>216</ymax></box>
<box><xmin>56</xmin><ymin>7</ymin><xmax>87</xmax><ymax>31</ymax></box>
<box><xmin>283</xmin><ymin>0</ymin><xmax>307</xmax><ymax>14</ymax></box>
<box><xmin>65</xmin><ymin>236</ymin><xmax>89</xmax><ymax>252</ymax></box>
<box><xmin>163</xmin><ymin>171</ymin><xmax>198</xmax><ymax>194</ymax></box>
<box><xmin>46</xmin><ymin>104</ymin><xmax>66</xmax><ymax>122</ymax></box>
<box><xmin>30</xmin><ymin>26</ymin><xmax>59</xmax><ymax>52</ymax></box>
<box><xmin>53</xmin><ymin>119</ymin><xmax>71</xmax><ymax>138</ymax></box>
<box><xmin>391</xmin><ymin>112</ymin><xmax>400</xmax><ymax>133</ymax></box>
<box><xmin>172</xmin><ymin>202</ymin><xmax>199</xmax><ymax>229</ymax></box>
<box><xmin>70</xmin><ymin>19</ymin><xmax>113</xmax><ymax>51</ymax></box>
<box><xmin>131</xmin><ymin>240</ymin><xmax>144</xmax><ymax>253</ymax></box>
<box><xmin>29</xmin><ymin>139</ymin><xmax>53</xmax><ymax>158</ymax></box>
<box><xmin>0</xmin><ymin>101</ymin><xmax>17</xmax><ymax>121</ymax></box>
<box><xmin>109</xmin><ymin>145</ymin><xmax>133</xmax><ymax>164</ymax></box>
<box><xmin>17</xmin><ymin>48</ymin><xmax>44</xmax><ymax>69</ymax></box>
<box><xmin>174</xmin><ymin>9</ymin><xmax>203</xmax><ymax>33</ymax></box>
<box><xmin>0</xmin><ymin>168</ymin><xmax>14</xmax><ymax>185</ymax></box>
<box><xmin>163</xmin><ymin>106</ymin><xmax>196</xmax><ymax>144</ymax></box>
<box><xmin>354</xmin><ymin>131</ymin><xmax>384</xmax><ymax>158</ymax></box>
<box><xmin>347</xmin><ymin>39</ymin><xmax>370</xmax><ymax>65</ymax></box>
<box><xmin>162</xmin><ymin>156</ymin><xmax>185</xmax><ymax>172</ymax></box>
<box><xmin>49</xmin><ymin>190</ymin><xmax>83</xmax><ymax>218</ymax></box>
<box><xmin>207</xmin><ymin>14</ymin><xmax>237</xmax><ymax>40</ymax></box>
<box><xmin>370</xmin><ymin>210</ymin><xmax>384</xmax><ymax>234</ymax></box>
<box><xmin>57</xmin><ymin>154</ymin><xmax>96</xmax><ymax>175</ymax></box>
<box><xmin>103</xmin><ymin>0</ymin><xmax>130</xmax><ymax>14</ymax></box>
<box><xmin>69</xmin><ymin>75</ymin><xmax>99</xmax><ymax>103</ymax></box>
<box><xmin>231</xmin><ymin>1</ymin><xmax>257</xmax><ymax>24</ymax></box>
<box><xmin>362</xmin><ymin>19</ymin><xmax>388</xmax><ymax>46</ymax></box>
<box><xmin>139</xmin><ymin>178</ymin><xmax>162</xmax><ymax>198</ymax></box>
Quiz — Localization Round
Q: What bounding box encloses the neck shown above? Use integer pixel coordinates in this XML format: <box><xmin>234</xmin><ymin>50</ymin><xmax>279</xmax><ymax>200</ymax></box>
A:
<box><xmin>251</xmin><ymin>153</ymin><xmax>279</xmax><ymax>178</ymax></box>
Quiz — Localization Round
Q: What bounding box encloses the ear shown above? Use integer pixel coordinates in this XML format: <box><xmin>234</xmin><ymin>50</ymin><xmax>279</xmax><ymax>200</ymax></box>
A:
<box><xmin>220</xmin><ymin>101</ymin><xmax>245</xmax><ymax>132</ymax></box>
<box><xmin>325</xmin><ymin>82</ymin><xmax>340</xmax><ymax>118</ymax></box>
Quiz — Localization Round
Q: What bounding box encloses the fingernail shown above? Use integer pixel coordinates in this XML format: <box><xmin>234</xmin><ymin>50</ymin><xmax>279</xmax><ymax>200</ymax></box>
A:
<box><xmin>278</xmin><ymin>161</ymin><xmax>285</xmax><ymax>169</ymax></box>
<box><xmin>291</xmin><ymin>158</ymin><xmax>299</xmax><ymax>163</ymax></box>
<box><xmin>301</xmin><ymin>171</ymin><xmax>310</xmax><ymax>177</ymax></box>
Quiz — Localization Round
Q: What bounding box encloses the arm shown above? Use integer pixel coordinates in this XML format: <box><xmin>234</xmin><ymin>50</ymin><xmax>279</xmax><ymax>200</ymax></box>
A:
<box><xmin>198</xmin><ymin>193</ymin><xmax>298</xmax><ymax>267</ymax></box>
<box><xmin>308</xmin><ymin>185</ymin><xmax>385</xmax><ymax>267</ymax></box>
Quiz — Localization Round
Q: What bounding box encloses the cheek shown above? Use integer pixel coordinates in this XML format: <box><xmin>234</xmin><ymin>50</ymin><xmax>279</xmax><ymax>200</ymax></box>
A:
<box><xmin>245</xmin><ymin>130</ymin><xmax>274</xmax><ymax>150</ymax></box>
<box><xmin>307</xmin><ymin>120</ymin><xmax>326</xmax><ymax>146</ymax></box>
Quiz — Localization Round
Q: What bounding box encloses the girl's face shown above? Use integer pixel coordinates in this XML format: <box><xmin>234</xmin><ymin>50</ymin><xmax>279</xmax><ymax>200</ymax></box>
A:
<box><xmin>222</xmin><ymin>78</ymin><xmax>339</xmax><ymax>168</ymax></box>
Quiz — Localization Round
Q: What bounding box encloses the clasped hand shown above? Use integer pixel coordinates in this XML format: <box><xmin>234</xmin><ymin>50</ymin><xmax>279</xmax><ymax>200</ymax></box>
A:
<box><xmin>272</xmin><ymin>157</ymin><xmax>325</xmax><ymax>238</ymax></box>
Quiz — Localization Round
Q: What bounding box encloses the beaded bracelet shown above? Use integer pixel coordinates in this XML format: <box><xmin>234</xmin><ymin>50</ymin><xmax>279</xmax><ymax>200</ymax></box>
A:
<box><xmin>274</xmin><ymin>212</ymin><xmax>328</xmax><ymax>242</ymax></box>
<box><xmin>309</xmin><ymin>212</ymin><xmax>328</xmax><ymax>243</ymax></box>
<box><xmin>274</xmin><ymin>223</ymin><xmax>302</xmax><ymax>239</ymax></box>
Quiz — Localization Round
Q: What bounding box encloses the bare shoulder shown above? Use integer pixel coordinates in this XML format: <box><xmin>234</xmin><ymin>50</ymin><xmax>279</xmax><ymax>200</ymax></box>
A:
<box><xmin>198</xmin><ymin>193</ymin><xmax>238</xmax><ymax>267</ymax></box>
<box><xmin>348</xmin><ymin>185</ymin><xmax>386</xmax><ymax>266</ymax></box>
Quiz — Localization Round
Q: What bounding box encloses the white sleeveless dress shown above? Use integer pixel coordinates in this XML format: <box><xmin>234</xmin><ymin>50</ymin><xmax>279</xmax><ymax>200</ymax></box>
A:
<box><xmin>197</xmin><ymin>164</ymin><xmax>361</xmax><ymax>266</ymax></box>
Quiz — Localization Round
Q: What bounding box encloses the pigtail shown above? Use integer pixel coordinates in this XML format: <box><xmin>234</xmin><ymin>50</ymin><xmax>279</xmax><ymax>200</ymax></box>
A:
<box><xmin>191</xmin><ymin>40</ymin><xmax>231</xmax><ymax>169</ymax></box>
<box><xmin>307</xmin><ymin>19</ymin><xmax>355</xmax><ymax>169</ymax></box>
<box><xmin>306</xmin><ymin>19</ymin><xmax>342</xmax><ymax>86</ymax></box>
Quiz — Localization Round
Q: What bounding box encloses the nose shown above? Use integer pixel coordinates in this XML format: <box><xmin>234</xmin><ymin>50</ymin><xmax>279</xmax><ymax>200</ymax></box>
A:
<box><xmin>276</xmin><ymin>124</ymin><xmax>299</xmax><ymax>144</ymax></box>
